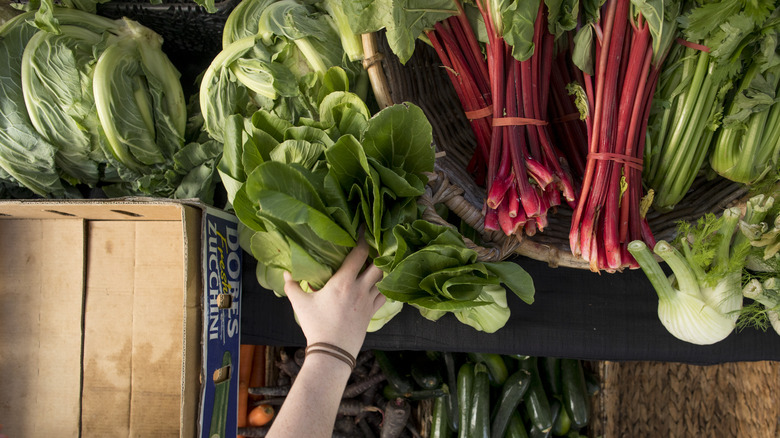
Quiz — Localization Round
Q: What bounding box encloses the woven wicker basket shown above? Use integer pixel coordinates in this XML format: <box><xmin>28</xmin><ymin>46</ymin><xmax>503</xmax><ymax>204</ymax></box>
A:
<box><xmin>590</xmin><ymin>360</ymin><xmax>780</xmax><ymax>437</ymax></box>
<box><xmin>362</xmin><ymin>32</ymin><xmax>750</xmax><ymax>269</ymax></box>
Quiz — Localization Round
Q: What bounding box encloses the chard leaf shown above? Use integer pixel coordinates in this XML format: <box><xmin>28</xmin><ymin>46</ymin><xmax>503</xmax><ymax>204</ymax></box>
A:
<box><xmin>501</xmin><ymin>0</ymin><xmax>541</xmax><ymax>61</ymax></box>
<box><xmin>545</xmin><ymin>0</ymin><xmax>579</xmax><ymax>40</ymax></box>
<box><xmin>362</xmin><ymin>103</ymin><xmax>435</xmax><ymax>176</ymax></box>
<box><xmin>342</xmin><ymin>0</ymin><xmax>456</xmax><ymax>64</ymax></box>
<box><xmin>572</xmin><ymin>24</ymin><xmax>595</xmax><ymax>75</ymax></box>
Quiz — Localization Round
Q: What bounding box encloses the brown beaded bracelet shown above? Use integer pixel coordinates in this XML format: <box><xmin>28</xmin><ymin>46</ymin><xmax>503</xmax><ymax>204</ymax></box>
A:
<box><xmin>305</xmin><ymin>342</ymin><xmax>356</xmax><ymax>370</ymax></box>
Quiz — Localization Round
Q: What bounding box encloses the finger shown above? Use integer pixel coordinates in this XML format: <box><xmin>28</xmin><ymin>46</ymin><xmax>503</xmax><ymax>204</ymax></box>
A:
<box><xmin>359</xmin><ymin>263</ymin><xmax>384</xmax><ymax>288</ymax></box>
<box><xmin>371</xmin><ymin>290</ymin><xmax>387</xmax><ymax>315</ymax></box>
<box><xmin>334</xmin><ymin>232</ymin><xmax>370</xmax><ymax>281</ymax></box>
<box><xmin>282</xmin><ymin>271</ymin><xmax>305</xmax><ymax>303</ymax></box>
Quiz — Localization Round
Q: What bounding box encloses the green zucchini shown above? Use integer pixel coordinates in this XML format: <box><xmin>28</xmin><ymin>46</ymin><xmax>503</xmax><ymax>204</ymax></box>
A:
<box><xmin>382</xmin><ymin>384</ymin><xmax>447</xmax><ymax>401</ymax></box>
<box><xmin>469</xmin><ymin>352</ymin><xmax>508</xmax><ymax>386</ymax></box>
<box><xmin>538</xmin><ymin>357</ymin><xmax>562</xmax><ymax>397</ymax></box>
<box><xmin>430</xmin><ymin>387</ymin><xmax>451</xmax><ymax>438</ymax></box>
<box><xmin>457</xmin><ymin>362</ymin><xmax>475</xmax><ymax>438</ymax></box>
<box><xmin>209</xmin><ymin>351</ymin><xmax>232</xmax><ymax>438</ymax></box>
<box><xmin>469</xmin><ymin>363</ymin><xmax>490</xmax><ymax>438</ymax></box>
<box><xmin>506</xmin><ymin>412</ymin><xmax>530</xmax><ymax>438</ymax></box>
<box><xmin>561</xmin><ymin>359</ymin><xmax>590</xmax><ymax>429</ymax></box>
<box><xmin>374</xmin><ymin>350</ymin><xmax>414</xmax><ymax>395</ymax></box>
<box><xmin>518</xmin><ymin>357</ymin><xmax>553</xmax><ymax>433</ymax></box>
<box><xmin>411</xmin><ymin>354</ymin><xmax>443</xmax><ymax>389</ymax></box>
<box><xmin>529</xmin><ymin>400</ymin><xmax>560</xmax><ymax>438</ymax></box>
<box><xmin>490</xmin><ymin>369</ymin><xmax>532</xmax><ymax>438</ymax></box>
<box><xmin>551</xmin><ymin>400</ymin><xmax>571</xmax><ymax>436</ymax></box>
<box><xmin>443</xmin><ymin>352</ymin><xmax>460</xmax><ymax>432</ymax></box>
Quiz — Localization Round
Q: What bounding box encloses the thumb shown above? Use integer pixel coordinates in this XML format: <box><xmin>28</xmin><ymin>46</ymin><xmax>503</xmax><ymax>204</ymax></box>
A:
<box><xmin>282</xmin><ymin>271</ymin><xmax>305</xmax><ymax>303</ymax></box>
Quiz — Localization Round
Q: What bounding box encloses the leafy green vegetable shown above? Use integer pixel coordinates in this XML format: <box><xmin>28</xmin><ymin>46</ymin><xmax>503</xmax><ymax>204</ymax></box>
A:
<box><xmin>201</xmin><ymin>0</ymin><xmax>367</xmax><ymax>144</ymax></box>
<box><xmin>0</xmin><ymin>7</ymin><xmax>216</xmax><ymax>199</ymax></box>
<box><xmin>342</xmin><ymin>0</ymin><xmax>457</xmax><ymax>64</ymax></box>
<box><xmin>711</xmin><ymin>9</ymin><xmax>780</xmax><ymax>185</ymax></box>
<box><xmin>644</xmin><ymin>0</ymin><xmax>771</xmax><ymax>210</ymax></box>
<box><xmin>223</xmin><ymin>69</ymin><xmax>533</xmax><ymax>332</ymax></box>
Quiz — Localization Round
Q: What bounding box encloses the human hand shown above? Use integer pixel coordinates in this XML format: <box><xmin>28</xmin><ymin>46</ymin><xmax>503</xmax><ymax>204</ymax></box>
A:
<box><xmin>283</xmin><ymin>233</ymin><xmax>386</xmax><ymax>358</ymax></box>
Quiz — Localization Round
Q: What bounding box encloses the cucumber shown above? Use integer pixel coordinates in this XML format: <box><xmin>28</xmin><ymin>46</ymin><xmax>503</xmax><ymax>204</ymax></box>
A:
<box><xmin>538</xmin><ymin>357</ymin><xmax>562</xmax><ymax>397</ymax></box>
<box><xmin>506</xmin><ymin>412</ymin><xmax>530</xmax><ymax>438</ymax></box>
<box><xmin>469</xmin><ymin>352</ymin><xmax>508</xmax><ymax>386</ymax></box>
<box><xmin>374</xmin><ymin>350</ymin><xmax>414</xmax><ymax>395</ymax></box>
<box><xmin>430</xmin><ymin>387</ymin><xmax>450</xmax><ymax>438</ymax></box>
<box><xmin>443</xmin><ymin>352</ymin><xmax>460</xmax><ymax>432</ymax></box>
<box><xmin>518</xmin><ymin>357</ymin><xmax>553</xmax><ymax>433</ymax></box>
<box><xmin>469</xmin><ymin>363</ymin><xmax>490</xmax><ymax>438</ymax></box>
<box><xmin>411</xmin><ymin>354</ymin><xmax>443</xmax><ymax>389</ymax></box>
<box><xmin>457</xmin><ymin>362</ymin><xmax>475</xmax><ymax>438</ymax></box>
<box><xmin>561</xmin><ymin>359</ymin><xmax>590</xmax><ymax>429</ymax></box>
<box><xmin>490</xmin><ymin>369</ymin><xmax>532</xmax><ymax>438</ymax></box>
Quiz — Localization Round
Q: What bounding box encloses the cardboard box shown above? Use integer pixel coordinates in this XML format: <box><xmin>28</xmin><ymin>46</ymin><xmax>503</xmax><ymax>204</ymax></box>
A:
<box><xmin>0</xmin><ymin>198</ymin><xmax>242</xmax><ymax>438</ymax></box>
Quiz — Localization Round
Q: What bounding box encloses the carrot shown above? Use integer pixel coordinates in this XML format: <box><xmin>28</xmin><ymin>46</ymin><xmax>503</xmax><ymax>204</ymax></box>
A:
<box><xmin>338</xmin><ymin>398</ymin><xmax>382</xmax><ymax>417</ymax></box>
<box><xmin>249</xmin><ymin>345</ymin><xmax>266</xmax><ymax>401</ymax></box>
<box><xmin>248</xmin><ymin>404</ymin><xmax>275</xmax><ymax>427</ymax></box>
<box><xmin>380</xmin><ymin>398</ymin><xmax>411</xmax><ymax>438</ymax></box>
<box><xmin>238</xmin><ymin>344</ymin><xmax>256</xmax><ymax>437</ymax></box>
<box><xmin>342</xmin><ymin>372</ymin><xmax>386</xmax><ymax>399</ymax></box>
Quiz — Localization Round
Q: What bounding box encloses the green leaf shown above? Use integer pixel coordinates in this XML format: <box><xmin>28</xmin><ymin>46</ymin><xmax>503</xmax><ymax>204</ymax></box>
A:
<box><xmin>269</xmin><ymin>139</ymin><xmax>327</xmax><ymax>168</ymax></box>
<box><xmin>362</xmin><ymin>103</ymin><xmax>435</xmax><ymax>175</ymax></box>
<box><xmin>342</xmin><ymin>0</ymin><xmax>457</xmax><ymax>64</ymax></box>
<box><xmin>484</xmin><ymin>261</ymin><xmax>536</xmax><ymax>304</ymax></box>
<box><xmin>0</xmin><ymin>12</ymin><xmax>64</xmax><ymax>196</ymax></box>
<box><xmin>410</xmin><ymin>296</ymin><xmax>493</xmax><ymax>311</ymax></box>
<box><xmin>318</xmin><ymin>90</ymin><xmax>371</xmax><ymax>137</ymax></box>
<box><xmin>246</xmin><ymin>161</ymin><xmax>355</xmax><ymax>247</ymax></box>
<box><xmin>501</xmin><ymin>0</ymin><xmax>541</xmax><ymax>61</ymax></box>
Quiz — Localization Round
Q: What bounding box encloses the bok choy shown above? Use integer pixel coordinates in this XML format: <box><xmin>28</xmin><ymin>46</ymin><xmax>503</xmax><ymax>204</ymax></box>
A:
<box><xmin>224</xmin><ymin>69</ymin><xmax>534</xmax><ymax>333</ymax></box>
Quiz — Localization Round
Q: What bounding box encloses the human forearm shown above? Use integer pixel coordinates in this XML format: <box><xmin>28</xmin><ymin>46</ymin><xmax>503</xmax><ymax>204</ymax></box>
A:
<box><xmin>266</xmin><ymin>352</ymin><xmax>353</xmax><ymax>438</ymax></box>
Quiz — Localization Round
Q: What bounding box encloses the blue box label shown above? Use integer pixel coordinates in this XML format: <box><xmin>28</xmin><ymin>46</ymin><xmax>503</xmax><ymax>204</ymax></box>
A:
<box><xmin>199</xmin><ymin>209</ymin><xmax>242</xmax><ymax>438</ymax></box>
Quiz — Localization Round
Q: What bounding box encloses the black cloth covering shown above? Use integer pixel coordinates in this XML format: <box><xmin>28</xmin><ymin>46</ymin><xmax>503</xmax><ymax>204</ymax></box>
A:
<box><xmin>241</xmin><ymin>254</ymin><xmax>780</xmax><ymax>364</ymax></box>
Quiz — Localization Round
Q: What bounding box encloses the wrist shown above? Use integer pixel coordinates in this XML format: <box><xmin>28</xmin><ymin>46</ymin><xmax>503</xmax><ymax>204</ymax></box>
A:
<box><xmin>301</xmin><ymin>350</ymin><xmax>355</xmax><ymax>378</ymax></box>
